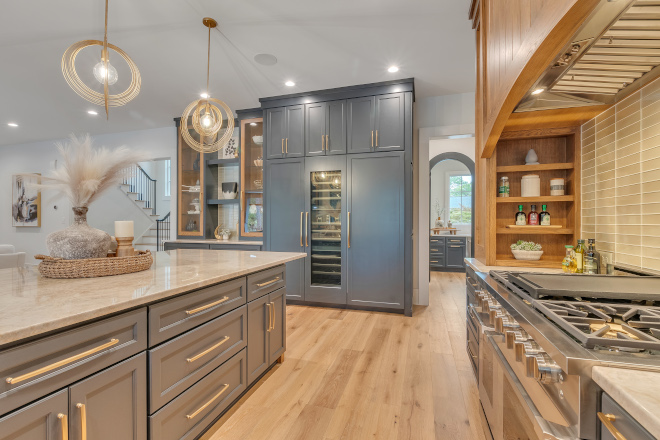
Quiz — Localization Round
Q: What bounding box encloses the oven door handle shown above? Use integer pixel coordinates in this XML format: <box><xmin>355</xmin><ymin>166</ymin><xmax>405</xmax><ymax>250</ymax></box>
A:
<box><xmin>484</xmin><ymin>334</ymin><xmax>577</xmax><ymax>440</ymax></box>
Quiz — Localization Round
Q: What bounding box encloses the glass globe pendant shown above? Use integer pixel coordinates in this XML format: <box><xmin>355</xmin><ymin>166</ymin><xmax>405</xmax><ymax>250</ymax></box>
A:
<box><xmin>92</xmin><ymin>60</ymin><xmax>118</xmax><ymax>85</ymax></box>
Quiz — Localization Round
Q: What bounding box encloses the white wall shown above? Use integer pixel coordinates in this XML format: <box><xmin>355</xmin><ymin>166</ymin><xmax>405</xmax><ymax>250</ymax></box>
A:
<box><xmin>413</xmin><ymin>93</ymin><xmax>475</xmax><ymax>306</ymax></box>
<box><xmin>1</xmin><ymin>127</ymin><xmax>176</xmax><ymax>263</ymax></box>
<box><xmin>430</xmin><ymin>159</ymin><xmax>470</xmax><ymax>235</ymax></box>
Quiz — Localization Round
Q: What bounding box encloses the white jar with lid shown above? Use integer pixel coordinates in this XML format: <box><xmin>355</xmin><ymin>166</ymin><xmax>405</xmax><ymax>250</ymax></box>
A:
<box><xmin>550</xmin><ymin>178</ymin><xmax>565</xmax><ymax>196</ymax></box>
<box><xmin>521</xmin><ymin>174</ymin><xmax>541</xmax><ymax>197</ymax></box>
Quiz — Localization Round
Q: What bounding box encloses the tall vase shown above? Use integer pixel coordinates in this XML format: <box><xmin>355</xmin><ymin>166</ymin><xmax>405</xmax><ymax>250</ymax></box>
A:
<box><xmin>46</xmin><ymin>207</ymin><xmax>113</xmax><ymax>259</ymax></box>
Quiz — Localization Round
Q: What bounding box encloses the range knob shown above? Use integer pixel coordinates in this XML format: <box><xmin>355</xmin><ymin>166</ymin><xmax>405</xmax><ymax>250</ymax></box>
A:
<box><xmin>489</xmin><ymin>308</ymin><xmax>505</xmax><ymax>326</ymax></box>
<box><xmin>515</xmin><ymin>340</ymin><xmax>541</xmax><ymax>363</ymax></box>
<box><xmin>505</xmin><ymin>329</ymin><xmax>529</xmax><ymax>349</ymax></box>
<box><xmin>495</xmin><ymin>315</ymin><xmax>520</xmax><ymax>333</ymax></box>
<box><xmin>534</xmin><ymin>354</ymin><xmax>563</xmax><ymax>384</ymax></box>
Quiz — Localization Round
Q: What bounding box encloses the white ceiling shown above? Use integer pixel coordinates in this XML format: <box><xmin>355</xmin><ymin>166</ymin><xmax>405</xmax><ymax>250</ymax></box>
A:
<box><xmin>0</xmin><ymin>0</ymin><xmax>476</xmax><ymax>147</ymax></box>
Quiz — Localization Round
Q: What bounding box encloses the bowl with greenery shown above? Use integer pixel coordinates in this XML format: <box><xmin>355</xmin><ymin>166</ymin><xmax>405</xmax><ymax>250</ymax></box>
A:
<box><xmin>510</xmin><ymin>240</ymin><xmax>543</xmax><ymax>261</ymax></box>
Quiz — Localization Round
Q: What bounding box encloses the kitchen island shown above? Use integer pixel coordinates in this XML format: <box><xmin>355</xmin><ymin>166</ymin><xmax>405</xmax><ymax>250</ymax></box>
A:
<box><xmin>0</xmin><ymin>249</ymin><xmax>306</xmax><ymax>440</ymax></box>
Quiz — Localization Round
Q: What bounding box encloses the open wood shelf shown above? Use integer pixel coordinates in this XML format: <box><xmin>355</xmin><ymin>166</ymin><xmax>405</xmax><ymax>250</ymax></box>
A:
<box><xmin>207</xmin><ymin>158</ymin><xmax>239</xmax><ymax>166</ymax></box>
<box><xmin>496</xmin><ymin>195</ymin><xmax>574</xmax><ymax>203</ymax></box>
<box><xmin>207</xmin><ymin>199</ymin><xmax>239</xmax><ymax>205</ymax></box>
<box><xmin>496</xmin><ymin>227</ymin><xmax>574</xmax><ymax>235</ymax></box>
<box><xmin>495</xmin><ymin>256</ymin><xmax>564</xmax><ymax>268</ymax></box>
<box><xmin>496</xmin><ymin>162</ymin><xmax>574</xmax><ymax>173</ymax></box>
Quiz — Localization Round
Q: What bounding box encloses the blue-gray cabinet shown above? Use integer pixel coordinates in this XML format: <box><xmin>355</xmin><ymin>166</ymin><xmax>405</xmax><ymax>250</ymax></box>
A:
<box><xmin>374</xmin><ymin>93</ymin><xmax>405</xmax><ymax>151</ymax></box>
<box><xmin>347</xmin><ymin>152</ymin><xmax>405</xmax><ymax>309</ymax></box>
<box><xmin>430</xmin><ymin>236</ymin><xmax>466</xmax><ymax>272</ymax></box>
<box><xmin>266</xmin><ymin>105</ymin><xmax>304</xmax><ymax>159</ymax></box>
<box><xmin>305</xmin><ymin>100</ymin><xmax>347</xmax><ymax>157</ymax></box>
<box><xmin>265</xmin><ymin>107</ymin><xmax>285</xmax><ymax>159</ymax></box>
<box><xmin>347</xmin><ymin>96</ymin><xmax>375</xmax><ymax>154</ymax></box>
<box><xmin>0</xmin><ymin>390</ymin><xmax>68</xmax><ymax>440</ymax></box>
<box><xmin>265</xmin><ymin>158</ymin><xmax>305</xmax><ymax>300</ymax></box>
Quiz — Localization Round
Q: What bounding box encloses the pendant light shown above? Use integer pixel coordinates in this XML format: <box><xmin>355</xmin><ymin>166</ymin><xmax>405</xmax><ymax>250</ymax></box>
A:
<box><xmin>62</xmin><ymin>0</ymin><xmax>141</xmax><ymax>119</ymax></box>
<box><xmin>180</xmin><ymin>18</ymin><xmax>234</xmax><ymax>153</ymax></box>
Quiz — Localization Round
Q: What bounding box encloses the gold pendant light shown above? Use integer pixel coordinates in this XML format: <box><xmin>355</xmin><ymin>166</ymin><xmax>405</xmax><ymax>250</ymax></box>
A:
<box><xmin>180</xmin><ymin>18</ymin><xmax>234</xmax><ymax>153</ymax></box>
<box><xmin>62</xmin><ymin>0</ymin><xmax>141</xmax><ymax>119</ymax></box>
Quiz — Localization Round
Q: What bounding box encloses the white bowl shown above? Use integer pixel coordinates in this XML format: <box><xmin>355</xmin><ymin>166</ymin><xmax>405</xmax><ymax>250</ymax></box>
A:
<box><xmin>511</xmin><ymin>249</ymin><xmax>544</xmax><ymax>261</ymax></box>
<box><xmin>253</xmin><ymin>159</ymin><xmax>263</xmax><ymax>167</ymax></box>
<box><xmin>252</xmin><ymin>136</ymin><xmax>263</xmax><ymax>145</ymax></box>
<box><xmin>222</xmin><ymin>191</ymin><xmax>237</xmax><ymax>199</ymax></box>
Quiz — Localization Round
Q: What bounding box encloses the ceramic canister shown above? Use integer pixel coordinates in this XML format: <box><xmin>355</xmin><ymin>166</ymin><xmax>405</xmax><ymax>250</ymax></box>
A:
<box><xmin>550</xmin><ymin>178</ymin><xmax>565</xmax><ymax>196</ymax></box>
<box><xmin>521</xmin><ymin>174</ymin><xmax>541</xmax><ymax>197</ymax></box>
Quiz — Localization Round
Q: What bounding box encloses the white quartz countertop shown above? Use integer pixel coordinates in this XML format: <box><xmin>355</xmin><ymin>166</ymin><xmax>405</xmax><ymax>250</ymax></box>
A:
<box><xmin>165</xmin><ymin>239</ymin><xmax>264</xmax><ymax>246</ymax></box>
<box><xmin>0</xmin><ymin>250</ymin><xmax>305</xmax><ymax>346</ymax></box>
<box><xmin>592</xmin><ymin>366</ymin><xmax>660</xmax><ymax>438</ymax></box>
<box><xmin>465</xmin><ymin>258</ymin><xmax>563</xmax><ymax>274</ymax></box>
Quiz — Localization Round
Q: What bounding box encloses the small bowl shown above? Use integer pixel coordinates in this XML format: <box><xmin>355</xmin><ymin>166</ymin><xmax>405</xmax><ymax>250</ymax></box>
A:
<box><xmin>511</xmin><ymin>249</ymin><xmax>544</xmax><ymax>261</ymax></box>
<box><xmin>253</xmin><ymin>159</ymin><xmax>263</xmax><ymax>167</ymax></box>
<box><xmin>252</xmin><ymin>136</ymin><xmax>263</xmax><ymax>145</ymax></box>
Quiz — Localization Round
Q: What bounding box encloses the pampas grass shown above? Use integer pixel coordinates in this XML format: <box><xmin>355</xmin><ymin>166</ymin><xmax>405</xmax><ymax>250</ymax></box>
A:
<box><xmin>27</xmin><ymin>134</ymin><xmax>147</xmax><ymax>207</ymax></box>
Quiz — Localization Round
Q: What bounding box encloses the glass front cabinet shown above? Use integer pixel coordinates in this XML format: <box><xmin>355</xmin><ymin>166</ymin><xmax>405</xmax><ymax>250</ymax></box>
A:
<box><xmin>240</xmin><ymin>117</ymin><xmax>264</xmax><ymax>238</ymax></box>
<box><xmin>177</xmin><ymin>127</ymin><xmax>205</xmax><ymax>237</ymax></box>
<box><xmin>304</xmin><ymin>156</ymin><xmax>347</xmax><ymax>304</ymax></box>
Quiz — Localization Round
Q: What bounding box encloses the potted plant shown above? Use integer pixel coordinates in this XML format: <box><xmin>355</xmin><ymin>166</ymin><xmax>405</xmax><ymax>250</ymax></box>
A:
<box><xmin>510</xmin><ymin>240</ymin><xmax>544</xmax><ymax>261</ymax></box>
<box><xmin>433</xmin><ymin>200</ymin><xmax>445</xmax><ymax>228</ymax></box>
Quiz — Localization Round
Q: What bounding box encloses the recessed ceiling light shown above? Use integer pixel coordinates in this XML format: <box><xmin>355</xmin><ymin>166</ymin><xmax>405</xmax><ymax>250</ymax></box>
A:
<box><xmin>532</xmin><ymin>88</ymin><xmax>545</xmax><ymax>95</ymax></box>
<box><xmin>388</xmin><ymin>66</ymin><xmax>399</xmax><ymax>73</ymax></box>
<box><xmin>254</xmin><ymin>53</ymin><xmax>278</xmax><ymax>66</ymax></box>
<box><xmin>87</xmin><ymin>110</ymin><xmax>98</xmax><ymax>115</ymax></box>
<box><xmin>250</xmin><ymin>122</ymin><xmax>257</xmax><ymax>126</ymax></box>
<box><xmin>7</xmin><ymin>122</ymin><xmax>18</xmax><ymax>127</ymax></box>
<box><xmin>200</xmin><ymin>93</ymin><xmax>209</xmax><ymax>99</ymax></box>
<box><xmin>285</xmin><ymin>81</ymin><xmax>295</xmax><ymax>87</ymax></box>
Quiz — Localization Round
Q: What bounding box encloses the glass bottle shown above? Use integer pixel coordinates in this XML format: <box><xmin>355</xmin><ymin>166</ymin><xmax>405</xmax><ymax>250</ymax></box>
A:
<box><xmin>584</xmin><ymin>238</ymin><xmax>600</xmax><ymax>274</ymax></box>
<box><xmin>574</xmin><ymin>239</ymin><xmax>586</xmax><ymax>273</ymax></box>
<box><xmin>562</xmin><ymin>245</ymin><xmax>576</xmax><ymax>273</ymax></box>
<box><xmin>539</xmin><ymin>205</ymin><xmax>550</xmax><ymax>226</ymax></box>
<box><xmin>528</xmin><ymin>204</ymin><xmax>539</xmax><ymax>225</ymax></box>
<box><xmin>499</xmin><ymin>176</ymin><xmax>510</xmax><ymax>197</ymax></box>
<box><xmin>515</xmin><ymin>205</ymin><xmax>527</xmax><ymax>226</ymax></box>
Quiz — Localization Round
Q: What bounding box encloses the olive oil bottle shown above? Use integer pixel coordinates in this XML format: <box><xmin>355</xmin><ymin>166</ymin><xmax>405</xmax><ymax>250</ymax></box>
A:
<box><xmin>574</xmin><ymin>239</ymin><xmax>586</xmax><ymax>274</ymax></box>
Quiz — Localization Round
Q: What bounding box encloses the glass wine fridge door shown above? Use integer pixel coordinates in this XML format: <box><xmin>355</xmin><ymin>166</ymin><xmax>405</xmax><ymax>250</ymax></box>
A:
<box><xmin>305</xmin><ymin>157</ymin><xmax>346</xmax><ymax>304</ymax></box>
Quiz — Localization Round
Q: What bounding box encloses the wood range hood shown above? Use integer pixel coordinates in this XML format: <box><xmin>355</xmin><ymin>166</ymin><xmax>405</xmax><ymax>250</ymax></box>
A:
<box><xmin>518</xmin><ymin>0</ymin><xmax>660</xmax><ymax>113</ymax></box>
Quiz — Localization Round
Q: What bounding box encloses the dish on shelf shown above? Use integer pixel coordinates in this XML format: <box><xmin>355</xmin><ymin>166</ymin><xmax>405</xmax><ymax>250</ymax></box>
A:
<box><xmin>252</xmin><ymin>135</ymin><xmax>263</xmax><ymax>145</ymax></box>
<box><xmin>253</xmin><ymin>158</ymin><xmax>263</xmax><ymax>167</ymax></box>
<box><xmin>187</xmin><ymin>211</ymin><xmax>201</xmax><ymax>215</ymax></box>
<box><xmin>506</xmin><ymin>225</ymin><xmax>561</xmax><ymax>229</ymax></box>
<box><xmin>511</xmin><ymin>249</ymin><xmax>544</xmax><ymax>261</ymax></box>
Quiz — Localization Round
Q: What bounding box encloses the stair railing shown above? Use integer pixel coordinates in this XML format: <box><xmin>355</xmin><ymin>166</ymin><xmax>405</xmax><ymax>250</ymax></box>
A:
<box><xmin>123</xmin><ymin>164</ymin><xmax>157</xmax><ymax>216</ymax></box>
<box><xmin>156</xmin><ymin>212</ymin><xmax>171</xmax><ymax>251</ymax></box>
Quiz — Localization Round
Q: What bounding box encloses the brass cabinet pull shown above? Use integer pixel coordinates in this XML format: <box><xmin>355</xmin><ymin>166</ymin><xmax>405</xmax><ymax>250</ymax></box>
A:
<box><xmin>450</xmin><ymin>239</ymin><xmax>462</xmax><ymax>242</ymax></box>
<box><xmin>257</xmin><ymin>277</ymin><xmax>281</xmax><ymax>288</ymax></box>
<box><xmin>300</xmin><ymin>211</ymin><xmax>303</xmax><ymax>247</ymax></box>
<box><xmin>271</xmin><ymin>301</ymin><xmax>276</xmax><ymax>330</ymax></box>
<box><xmin>322</xmin><ymin>135</ymin><xmax>325</xmax><ymax>151</ymax></box>
<box><xmin>375</xmin><ymin>130</ymin><xmax>378</xmax><ymax>147</ymax></box>
<box><xmin>186</xmin><ymin>336</ymin><xmax>230</xmax><ymax>363</ymax></box>
<box><xmin>347</xmin><ymin>212</ymin><xmax>351</xmax><ymax>248</ymax></box>
<box><xmin>431</xmin><ymin>261</ymin><xmax>439</xmax><ymax>263</ymax></box>
<box><xmin>305</xmin><ymin>212</ymin><xmax>309</xmax><ymax>247</ymax></box>
<box><xmin>185</xmin><ymin>296</ymin><xmax>229</xmax><ymax>315</ymax></box>
<box><xmin>186</xmin><ymin>383</ymin><xmax>230</xmax><ymax>420</ymax></box>
<box><xmin>266</xmin><ymin>303</ymin><xmax>272</xmax><ymax>332</ymax></box>
<box><xmin>326</xmin><ymin>134</ymin><xmax>329</xmax><ymax>150</ymax></box>
<box><xmin>76</xmin><ymin>404</ymin><xmax>87</xmax><ymax>440</ymax></box>
<box><xmin>281</xmin><ymin>138</ymin><xmax>284</xmax><ymax>154</ymax></box>
<box><xmin>286</xmin><ymin>138</ymin><xmax>288</xmax><ymax>153</ymax></box>
<box><xmin>6</xmin><ymin>339</ymin><xmax>119</xmax><ymax>385</ymax></box>
<box><xmin>371</xmin><ymin>131</ymin><xmax>373</xmax><ymax>147</ymax></box>
<box><xmin>598</xmin><ymin>413</ymin><xmax>627</xmax><ymax>440</ymax></box>
<box><xmin>450</xmin><ymin>245</ymin><xmax>462</xmax><ymax>248</ymax></box>
<box><xmin>431</xmin><ymin>248</ymin><xmax>439</xmax><ymax>251</ymax></box>
<box><xmin>58</xmin><ymin>413</ymin><xmax>68</xmax><ymax>440</ymax></box>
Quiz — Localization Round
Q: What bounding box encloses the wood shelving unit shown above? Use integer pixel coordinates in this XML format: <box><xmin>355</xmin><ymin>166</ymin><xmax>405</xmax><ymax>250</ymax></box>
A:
<box><xmin>208</xmin><ymin>158</ymin><xmax>239</xmax><ymax>166</ymax></box>
<box><xmin>496</xmin><ymin>162</ymin><xmax>573</xmax><ymax>173</ymax></box>
<box><xmin>496</xmin><ymin>227</ymin><xmax>574</xmax><ymax>235</ymax></box>
<box><xmin>496</xmin><ymin>195</ymin><xmax>574</xmax><ymax>203</ymax></box>
<box><xmin>207</xmin><ymin>199</ymin><xmax>239</xmax><ymax>205</ymax></box>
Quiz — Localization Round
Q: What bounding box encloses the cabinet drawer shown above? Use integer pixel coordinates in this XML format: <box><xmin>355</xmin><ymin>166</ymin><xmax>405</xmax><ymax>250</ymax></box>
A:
<box><xmin>149</xmin><ymin>306</ymin><xmax>247</xmax><ymax>412</ymax></box>
<box><xmin>446</xmin><ymin>237</ymin><xmax>467</xmax><ymax>245</ymax></box>
<box><xmin>149</xmin><ymin>349</ymin><xmax>247</xmax><ymax>440</ymax></box>
<box><xmin>0</xmin><ymin>389</ymin><xmax>68</xmax><ymax>440</ymax></box>
<box><xmin>0</xmin><ymin>308</ymin><xmax>147</xmax><ymax>417</ymax></box>
<box><xmin>149</xmin><ymin>277</ymin><xmax>246</xmax><ymax>346</ymax></box>
<box><xmin>429</xmin><ymin>257</ymin><xmax>445</xmax><ymax>267</ymax></box>
<box><xmin>247</xmin><ymin>265</ymin><xmax>286</xmax><ymax>302</ymax></box>
<box><xmin>429</xmin><ymin>244</ymin><xmax>444</xmax><ymax>255</ymax></box>
<box><xmin>601</xmin><ymin>392</ymin><xmax>654</xmax><ymax>440</ymax></box>
<box><xmin>430</xmin><ymin>237</ymin><xmax>445</xmax><ymax>247</ymax></box>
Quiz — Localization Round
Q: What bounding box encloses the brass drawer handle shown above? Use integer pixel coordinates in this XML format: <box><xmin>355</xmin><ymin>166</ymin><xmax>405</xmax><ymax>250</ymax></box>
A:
<box><xmin>430</xmin><ymin>261</ymin><xmax>439</xmax><ymax>263</ymax></box>
<box><xmin>187</xmin><ymin>336</ymin><xmax>230</xmax><ymax>363</ymax></box>
<box><xmin>450</xmin><ymin>240</ymin><xmax>462</xmax><ymax>242</ymax></box>
<box><xmin>76</xmin><ymin>404</ymin><xmax>87</xmax><ymax>440</ymax></box>
<box><xmin>185</xmin><ymin>296</ymin><xmax>229</xmax><ymax>315</ymax></box>
<box><xmin>186</xmin><ymin>383</ymin><xmax>230</xmax><ymax>420</ymax></box>
<box><xmin>58</xmin><ymin>413</ymin><xmax>68</xmax><ymax>440</ymax></box>
<box><xmin>431</xmin><ymin>249</ymin><xmax>439</xmax><ymax>252</ymax></box>
<box><xmin>6</xmin><ymin>339</ymin><xmax>119</xmax><ymax>385</ymax></box>
<box><xmin>450</xmin><ymin>245</ymin><xmax>462</xmax><ymax>248</ymax></box>
<box><xmin>598</xmin><ymin>413</ymin><xmax>627</xmax><ymax>440</ymax></box>
<box><xmin>257</xmin><ymin>277</ymin><xmax>281</xmax><ymax>288</ymax></box>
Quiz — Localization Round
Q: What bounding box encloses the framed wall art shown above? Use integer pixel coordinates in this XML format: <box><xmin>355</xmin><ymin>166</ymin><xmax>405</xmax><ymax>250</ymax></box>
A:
<box><xmin>12</xmin><ymin>174</ymin><xmax>41</xmax><ymax>227</ymax></box>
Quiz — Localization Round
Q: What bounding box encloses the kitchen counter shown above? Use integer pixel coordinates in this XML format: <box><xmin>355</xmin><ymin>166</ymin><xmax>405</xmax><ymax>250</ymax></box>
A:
<box><xmin>465</xmin><ymin>257</ymin><xmax>563</xmax><ymax>274</ymax></box>
<box><xmin>0</xmin><ymin>249</ymin><xmax>304</xmax><ymax>347</ymax></box>
<box><xmin>164</xmin><ymin>238</ymin><xmax>263</xmax><ymax>246</ymax></box>
<box><xmin>592</xmin><ymin>366</ymin><xmax>660</xmax><ymax>439</ymax></box>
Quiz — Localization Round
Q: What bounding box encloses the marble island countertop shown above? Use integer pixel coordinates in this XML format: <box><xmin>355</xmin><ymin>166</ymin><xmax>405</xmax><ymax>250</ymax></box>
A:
<box><xmin>164</xmin><ymin>238</ymin><xmax>264</xmax><ymax>246</ymax></box>
<box><xmin>592</xmin><ymin>366</ymin><xmax>660</xmax><ymax>438</ymax></box>
<box><xmin>0</xmin><ymin>250</ymin><xmax>305</xmax><ymax>347</ymax></box>
<box><xmin>465</xmin><ymin>258</ymin><xmax>563</xmax><ymax>274</ymax></box>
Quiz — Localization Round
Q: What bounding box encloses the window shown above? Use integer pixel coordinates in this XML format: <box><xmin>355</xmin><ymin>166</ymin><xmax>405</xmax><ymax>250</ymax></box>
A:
<box><xmin>164</xmin><ymin>159</ymin><xmax>171</xmax><ymax>198</ymax></box>
<box><xmin>447</xmin><ymin>174</ymin><xmax>471</xmax><ymax>224</ymax></box>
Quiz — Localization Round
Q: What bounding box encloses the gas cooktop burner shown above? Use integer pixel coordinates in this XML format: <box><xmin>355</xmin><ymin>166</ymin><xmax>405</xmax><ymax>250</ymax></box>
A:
<box><xmin>535</xmin><ymin>300</ymin><xmax>660</xmax><ymax>352</ymax></box>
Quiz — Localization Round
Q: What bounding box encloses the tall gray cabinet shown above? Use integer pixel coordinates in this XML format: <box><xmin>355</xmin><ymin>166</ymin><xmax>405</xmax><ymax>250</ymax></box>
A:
<box><xmin>262</xmin><ymin>79</ymin><xmax>414</xmax><ymax>315</ymax></box>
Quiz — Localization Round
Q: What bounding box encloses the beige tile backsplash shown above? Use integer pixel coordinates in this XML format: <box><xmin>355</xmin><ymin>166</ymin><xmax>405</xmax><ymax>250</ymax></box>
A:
<box><xmin>582</xmin><ymin>77</ymin><xmax>660</xmax><ymax>272</ymax></box>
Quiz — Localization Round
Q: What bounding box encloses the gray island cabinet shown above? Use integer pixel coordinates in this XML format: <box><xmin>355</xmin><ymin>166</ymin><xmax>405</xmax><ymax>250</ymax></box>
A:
<box><xmin>0</xmin><ymin>249</ymin><xmax>305</xmax><ymax>440</ymax></box>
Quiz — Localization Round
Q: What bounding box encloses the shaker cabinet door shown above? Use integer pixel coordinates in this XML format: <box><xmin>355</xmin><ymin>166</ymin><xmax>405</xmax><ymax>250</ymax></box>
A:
<box><xmin>374</xmin><ymin>93</ymin><xmax>405</xmax><ymax>151</ymax></box>
<box><xmin>446</xmin><ymin>244</ymin><xmax>466</xmax><ymax>269</ymax></box>
<box><xmin>69</xmin><ymin>353</ymin><xmax>147</xmax><ymax>440</ymax></box>
<box><xmin>326</xmin><ymin>99</ymin><xmax>347</xmax><ymax>155</ymax></box>
<box><xmin>268</xmin><ymin>289</ymin><xmax>286</xmax><ymax>364</ymax></box>
<box><xmin>0</xmin><ymin>390</ymin><xmax>68</xmax><ymax>440</ymax></box>
<box><xmin>305</xmin><ymin>102</ymin><xmax>326</xmax><ymax>157</ymax></box>
<box><xmin>347</xmin><ymin>96</ymin><xmax>375</xmax><ymax>154</ymax></box>
<box><xmin>266</xmin><ymin>107</ymin><xmax>286</xmax><ymax>159</ymax></box>
<box><xmin>347</xmin><ymin>152</ymin><xmax>405</xmax><ymax>310</ymax></box>
<box><xmin>247</xmin><ymin>295</ymin><xmax>269</xmax><ymax>385</ymax></box>
<box><xmin>285</xmin><ymin>105</ymin><xmax>305</xmax><ymax>157</ymax></box>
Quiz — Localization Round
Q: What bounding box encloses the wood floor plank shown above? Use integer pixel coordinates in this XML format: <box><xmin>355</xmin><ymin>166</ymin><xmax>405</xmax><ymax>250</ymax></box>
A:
<box><xmin>309</xmin><ymin>349</ymin><xmax>361</xmax><ymax>409</ymax></box>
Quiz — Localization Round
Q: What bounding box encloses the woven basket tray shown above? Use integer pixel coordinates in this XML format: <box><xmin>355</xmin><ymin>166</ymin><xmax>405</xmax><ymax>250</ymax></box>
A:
<box><xmin>35</xmin><ymin>251</ymin><xmax>153</xmax><ymax>279</ymax></box>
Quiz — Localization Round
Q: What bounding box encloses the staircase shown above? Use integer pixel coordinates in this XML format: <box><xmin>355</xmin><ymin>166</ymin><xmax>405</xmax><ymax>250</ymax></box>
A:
<box><xmin>119</xmin><ymin>164</ymin><xmax>160</xmax><ymax>252</ymax></box>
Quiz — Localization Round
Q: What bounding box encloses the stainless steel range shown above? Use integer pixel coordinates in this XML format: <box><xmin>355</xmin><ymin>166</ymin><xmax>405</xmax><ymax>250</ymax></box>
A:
<box><xmin>465</xmin><ymin>266</ymin><xmax>660</xmax><ymax>440</ymax></box>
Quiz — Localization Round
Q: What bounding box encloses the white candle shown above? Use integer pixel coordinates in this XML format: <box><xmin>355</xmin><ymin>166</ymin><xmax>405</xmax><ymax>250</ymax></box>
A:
<box><xmin>114</xmin><ymin>221</ymin><xmax>134</xmax><ymax>238</ymax></box>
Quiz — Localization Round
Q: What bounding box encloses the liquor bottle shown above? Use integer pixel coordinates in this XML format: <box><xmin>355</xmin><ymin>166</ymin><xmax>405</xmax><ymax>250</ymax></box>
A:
<box><xmin>584</xmin><ymin>238</ymin><xmax>600</xmax><ymax>274</ymax></box>
<box><xmin>562</xmin><ymin>245</ymin><xmax>576</xmax><ymax>273</ymax></box>
<box><xmin>515</xmin><ymin>205</ymin><xmax>527</xmax><ymax>226</ymax></box>
<box><xmin>528</xmin><ymin>204</ymin><xmax>539</xmax><ymax>225</ymax></box>
<box><xmin>539</xmin><ymin>205</ymin><xmax>551</xmax><ymax>226</ymax></box>
<box><xmin>574</xmin><ymin>239</ymin><xmax>586</xmax><ymax>273</ymax></box>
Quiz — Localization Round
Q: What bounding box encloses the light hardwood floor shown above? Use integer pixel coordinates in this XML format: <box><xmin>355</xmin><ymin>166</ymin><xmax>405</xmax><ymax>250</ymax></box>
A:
<box><xmin>201</xmin><ymin>272</ymin><xmax>488</xmax><ymax>440</ymax></box>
